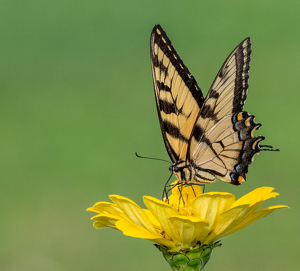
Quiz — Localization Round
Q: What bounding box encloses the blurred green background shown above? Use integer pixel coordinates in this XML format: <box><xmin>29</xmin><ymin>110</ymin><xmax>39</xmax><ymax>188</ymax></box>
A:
<box><xmin>0</xmin><ymin>0</ymin><xmax>298</xmax><ymax>270</ymax></box>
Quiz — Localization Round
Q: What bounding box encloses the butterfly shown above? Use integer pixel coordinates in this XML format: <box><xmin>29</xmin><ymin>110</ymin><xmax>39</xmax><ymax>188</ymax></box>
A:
<box><xmin>150</xmin><ymin>24</ymin><xmax>276</xmax><ymax>186</ymax></box>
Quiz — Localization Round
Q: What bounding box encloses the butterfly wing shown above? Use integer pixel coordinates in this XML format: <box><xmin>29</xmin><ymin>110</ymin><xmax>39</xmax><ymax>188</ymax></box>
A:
<box><xmin>188</xmin><ymin>38</ymin><xmax>264</xmax><ymax>185</ymax></box>
<box><xmin>150</xmin><ymin>24</ymin><xmax>204</xmax><ymax>163</ymax></box>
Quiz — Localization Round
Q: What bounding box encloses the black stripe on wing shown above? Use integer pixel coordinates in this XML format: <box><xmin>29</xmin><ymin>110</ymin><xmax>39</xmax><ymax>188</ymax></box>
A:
<box><xmin>151</xmin><ymin>24</ymin><xmax>204</xmax><ymax>107</ymax></box>
<box><xmin>209</xmin><ymin>37</ymin><xmax>251</xmax><ymax>116</ymax></box>
<box><xmin>232</xmin><ymin>38</ymin><xmax>251</xmax><ymax>113</ymax></box>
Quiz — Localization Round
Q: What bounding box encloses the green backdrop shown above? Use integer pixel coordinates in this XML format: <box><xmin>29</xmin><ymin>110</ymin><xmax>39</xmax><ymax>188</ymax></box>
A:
<box><xmin>1</xmin><ymin>0</ymin><xmax>298</xmax><ymax>270</ymax></box>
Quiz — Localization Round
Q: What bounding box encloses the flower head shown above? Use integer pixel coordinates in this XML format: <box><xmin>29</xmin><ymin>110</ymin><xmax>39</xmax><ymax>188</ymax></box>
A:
<box><xmin>87</xmin><ymin>184</ymin><xmax>288</xmax><ymax>251</ymax></box>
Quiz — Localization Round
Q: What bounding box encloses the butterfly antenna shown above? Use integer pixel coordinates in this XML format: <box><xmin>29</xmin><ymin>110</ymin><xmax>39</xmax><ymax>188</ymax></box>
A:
<box><xmin>260</xmin><ymin>145</ymin><xmax>280</xmax><ymax>151</ymax></box>
<box><xmin>135</xmin><ymin>152</ymin><xmax>172</xmax><ymax>165</ymax></box>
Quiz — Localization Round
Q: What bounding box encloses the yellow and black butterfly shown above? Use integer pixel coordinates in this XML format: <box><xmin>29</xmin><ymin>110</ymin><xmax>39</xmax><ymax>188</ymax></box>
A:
<box><xmin>150</xmin><ymin>24</ymin><xmax>276</xmax><ymax>186</ymax></box>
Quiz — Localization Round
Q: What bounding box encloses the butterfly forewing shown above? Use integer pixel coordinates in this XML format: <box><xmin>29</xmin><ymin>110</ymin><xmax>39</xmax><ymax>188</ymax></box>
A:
<box><xmin>150</xmin><ymin>25</ymin><xmax>204</xmax><ymax>163</ymax></box>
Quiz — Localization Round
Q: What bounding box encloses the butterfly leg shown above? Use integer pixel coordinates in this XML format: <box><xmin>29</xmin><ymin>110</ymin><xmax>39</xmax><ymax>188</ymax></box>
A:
<box><xmin>162</xmin><ymin>173</ymin><xmax>176</xmax><ymax>201</ymax></box>
<box><xmin>201</xmin><ymin>184</ymin><xmax>205</xmax><ymax>193</ymax></box>
<box><xmin>186</xmin><ymin>183</ymin><xmax>205</xmax><ymax>197</ymax></box>
<box><xmin>177</xmin><ymin>183</ymin><xmax>185</xmax><ymax>208</ymax></box>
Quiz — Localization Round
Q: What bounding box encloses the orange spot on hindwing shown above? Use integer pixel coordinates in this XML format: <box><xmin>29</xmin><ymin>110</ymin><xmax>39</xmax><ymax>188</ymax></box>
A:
<box><xmin>238</xmin><ymin>176</ymin><xmax>245</xmax><ymax>183</ymax></box>
<box><xmin>237</xmin><ymin>113</ymin><xmax>243</xmax><ymax>120</ymax></box>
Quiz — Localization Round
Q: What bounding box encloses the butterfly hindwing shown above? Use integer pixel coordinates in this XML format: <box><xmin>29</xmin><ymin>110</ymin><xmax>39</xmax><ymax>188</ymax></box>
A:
<box><xmin>190</xmin><ymin>112</ymin><xmax>264</xmax><ymax>185</ymax></box>
<box><xmin>150</xmin><ymin>25</ymin><xmax>204</xmax><ymax>163</ymax></box>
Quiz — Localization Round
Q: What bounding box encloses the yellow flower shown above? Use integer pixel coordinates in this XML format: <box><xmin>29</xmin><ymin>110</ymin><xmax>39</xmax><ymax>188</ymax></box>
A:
<box><xmin>87</xmin><ymin>184</ymin><xmax>288</xmax><ymax>251</ymax></box>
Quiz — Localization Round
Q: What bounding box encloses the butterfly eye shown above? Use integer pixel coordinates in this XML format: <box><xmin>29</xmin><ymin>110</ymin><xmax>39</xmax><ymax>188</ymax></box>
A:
<box><xmin>173</xmin><ymin>166</ymin><xmax>180</xmax><ymax>172</ymax></box>
<box><xmin>169</xmin><ymin>165</ymin><xmax>180</xmax><ymax>173</ymax></box>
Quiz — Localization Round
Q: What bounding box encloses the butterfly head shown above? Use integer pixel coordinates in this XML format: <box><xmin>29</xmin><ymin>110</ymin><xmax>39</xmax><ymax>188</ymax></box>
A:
<box><xmin>169</xmin><ymin>165</ymin><xmax>180</xmax><ymax>173</ymax></box>
<box><xmin>169</xmin><ymin>161</ymin><xmax>192</xmax><ymax>184</ymax></box>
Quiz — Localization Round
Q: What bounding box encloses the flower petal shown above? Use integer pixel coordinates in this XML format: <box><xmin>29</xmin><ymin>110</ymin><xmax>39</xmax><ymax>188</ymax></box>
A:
<box><xmin>168</xmin><ymin>216</ymin><xmax>208</xmax><ymax>248</ymax></box>
<box><xmin>204</xmin><ymin>203</ymin><xmax>258</xmax><ymax>243</ymax></box>
<box><xmin>90</xmin><ymin>214</ymin><xmax>121</xmax><ymax>229</ymax></box>
<box><xmin>143</xmin><ymin>196</ymin><xmax>181</xmax><ymax>243</ymax></box>
<box><xmin>143</xmin><ymin>209</ymin><xmax>160</xmax><ymax>228</ymax></box>
<box><xmin>231</xmin><ymin>187</ymin><xmax>279</xmax><ymax>208</ymax></box>
<box><xmin>221</xmin><ymin>205</ymin><xmax>289</xmax><ymax>237</ymax></box>
<box><xmin>109</xmin><ymin>195</ymin><xmax>157</xmax><ymax>235</ymax></box>
<box><xmin>87</xmin><ymin>202</ymin><xmax>129</xmax><ymax>220</ymax></box>
<box><xmin>116</xmin><ymin>219</ymin><xmax>175</xmax><ymax>248</ymax></box>
<box><xmin>192</xmin><ymin>192</ymin><xmax>235</xmax><ymax>241</ymax></box>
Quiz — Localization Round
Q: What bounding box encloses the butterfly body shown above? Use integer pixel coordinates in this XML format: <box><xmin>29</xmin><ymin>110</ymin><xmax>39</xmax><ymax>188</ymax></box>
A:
<box><xmin>150</xmin><ymin>24</ymin><xmax>268</xmax><ymax>186</ymax></box>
